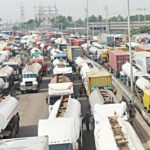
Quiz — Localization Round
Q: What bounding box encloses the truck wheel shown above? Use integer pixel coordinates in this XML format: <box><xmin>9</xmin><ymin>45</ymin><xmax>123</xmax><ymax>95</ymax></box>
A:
<box><xmin>21</xmin><ymin>91</ymin><xmax>25</xmax><ymax>94</ymax></box>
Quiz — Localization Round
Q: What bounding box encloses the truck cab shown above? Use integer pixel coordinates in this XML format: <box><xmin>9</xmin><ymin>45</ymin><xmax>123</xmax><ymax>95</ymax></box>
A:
<box><xmin>20</xmin><ymin>72</ymin><xmax>39</xmax><ymax>93</ymax></box>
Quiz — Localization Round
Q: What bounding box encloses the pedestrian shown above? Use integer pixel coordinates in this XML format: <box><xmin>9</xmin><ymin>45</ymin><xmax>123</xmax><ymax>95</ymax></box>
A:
<box><xmin>84</xmin><ymin>112</ymin><xmax>91</xmax><ymax>131</ymax></box>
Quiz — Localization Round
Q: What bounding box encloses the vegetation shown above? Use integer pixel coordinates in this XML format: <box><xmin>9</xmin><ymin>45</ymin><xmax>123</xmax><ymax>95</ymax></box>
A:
<box><xmin>131</xmin><ymin>26</ymin><xmax>150</xmax><ymax>35</ymax></box>
<box><xmin>12</xmin><ymin>14</ymin><xmax>150</xmax><ymax>31</ymax></box>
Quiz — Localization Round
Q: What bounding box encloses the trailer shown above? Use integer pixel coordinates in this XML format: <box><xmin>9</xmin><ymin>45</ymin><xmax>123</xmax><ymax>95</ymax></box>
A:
<box><xmin>93</xmin><ymin>103</ymin><xmax>144</xmax><ymax>150</ymax></box>
<box><xmin>38</xmin><ymin>96</ymin><xmax>82</xmax><ymax>150</ymax></box>
<box><xmin>3</xmin><ymin>57</ymin><xmax>22</xmax><ymax>81</ymax></box>
<box><xmin>0</xmin><ymin>66</ymin><xmax>14</xmax><ymax>93</ymax></box>
<box><xmin>20</xmin><ymin>62</ymin><xmax>42</xmax><ymax>93</ymax></box>
<box><xmin>0</xmin><ymin>136</ymin><xmax>49</xmax><ymax>150</ymax></box>
<box><xmin>0</xmin><ymin>96</ymin><xmax>20</xmax><ymax>139</ymax></box>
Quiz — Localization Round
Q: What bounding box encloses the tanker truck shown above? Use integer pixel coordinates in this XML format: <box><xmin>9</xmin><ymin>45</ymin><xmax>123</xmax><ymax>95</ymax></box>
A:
<box><xmin>93</xmin><ymin>102</ymin><xmax>144</xmax><ymax>150</ymax></box>
<box><xmin>3</xmin><ymin>57</ymin><xmax>22</xmax><ymax>81</ymax></box>
<box><xmin>0</xmin><ymin>95</ymin><xmax>20</xmax><ymax>139</ymax></box>
<box><xmin>0</xmin><ymin>66</ymin><xmax>14</xmax><ymax>93</ymax></box>
<box><xmin>0</xmin><ymin>136</ymin><xmax>49</xmax><ymax>150</ymax></box>
<box><xmin>38</xmin><ymin>96</ymin><xmax>82</xmax><ymax>150</ymax></box>
<box><xmin>20</xmin><ymin>62</ymin><xmax>42</xmax><ymax>93</ymax></box>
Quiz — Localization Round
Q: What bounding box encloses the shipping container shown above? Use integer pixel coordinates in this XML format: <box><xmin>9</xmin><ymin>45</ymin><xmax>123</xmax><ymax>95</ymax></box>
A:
<box><xmin>67</xmin><ymin>46</ymin><xmax>83</xmax><ymax>62</ymax></box>
<box><xmin>143</xmin><ymin>90</ymin><xmax>150</xmax><ymax>111</ymax></box>
<box><xmin>86</xmin><ymin>71</ymin><xmax>112</xmax><ymax>95</ymax></box>
<box><xmin>108</xmin><ymin>50</ymin><xmax>129</xmax><ymax>76</ymax></box>
<box><xmin>135</xmin><ymin>45</ymin><xmax>150</xmax><ymax>52</ymax></box>
<box><xmin>134</xmin><ymin>51</ymin><xmax>150</xmax><ymax>73</ymax></box>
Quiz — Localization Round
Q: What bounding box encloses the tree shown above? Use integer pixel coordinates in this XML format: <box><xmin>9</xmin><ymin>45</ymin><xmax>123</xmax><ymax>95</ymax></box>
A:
<box><xmin>98</xmin><ymin>15</ymin><xmax>103</xmax><ymax>21</ymax></box>
<box><xmin>88</xmin><ymin>15</ymin><xmax>97</xmax><ymax>22</ymax></box>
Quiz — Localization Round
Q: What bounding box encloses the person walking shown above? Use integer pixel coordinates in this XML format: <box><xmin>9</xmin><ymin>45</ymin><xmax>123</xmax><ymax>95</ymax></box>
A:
<box><xmin>84</xmin><ymin>112</ymin><xmax>91</xmax><ymax>131</ymax></box>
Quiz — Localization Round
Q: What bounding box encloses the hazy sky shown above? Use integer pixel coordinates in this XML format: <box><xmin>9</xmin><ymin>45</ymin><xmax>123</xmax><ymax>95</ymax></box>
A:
<box><xmin>0</xmin><ymin>0</ymin><xmax>150</xmax><ymax>22</ymax></box>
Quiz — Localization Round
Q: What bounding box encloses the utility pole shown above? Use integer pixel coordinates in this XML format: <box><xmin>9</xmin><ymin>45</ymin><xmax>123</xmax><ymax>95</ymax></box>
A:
<box><xmin>104</xmin><ymin>6</ymin><xmax>109</xmax><ymax>34</ymax></box>
<box><xmin>86</xmin><ymin>0</ymin><xmax>89</xmax><ymax>51</ymax></box>
<box><xmin>127</xmin><ymin>0</ymin><xmax>135</xmax><ymax>120</ymax></box>
<box><xmin>20</xmin><ymin>3</ymin><xmax>25</xmax><ymax>32</ymax></box>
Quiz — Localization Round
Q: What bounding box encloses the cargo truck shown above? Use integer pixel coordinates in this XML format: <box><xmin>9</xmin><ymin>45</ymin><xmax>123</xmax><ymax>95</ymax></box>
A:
<box><xmin>20</xmin><ymin>62</ymin><xmax>42</xmax><ymax>93</ymax></box>
<box><xmin>0</xmin><ymin>66</ymin><xmax>14</xmax><ymax>93</ymax></box>
<box><xmin>134</xmin><ymin>51</ymin><xmax>150</xmax><ymax>73</ymax></box>
<box><xmin>108</xmin><ymin>50</ymin><xmax>129</xmax><ymax>78</ymax></box>
<box><xmin>93</xmin><ymin>103</ymin><xmax>144</xmax><ymax>150</ymax></box>
<box><xmin>0</xmin><ymin>96</ymin><xmax>20</xmax><ymax>139</ymax></box>
<box><xmin>0</xmin><ymin>136</ymin><xmax>49</xmax><ymax>150</ymax></box>
<box><xmin>39</xmin><ymin>96</ymin><xmax>82</xmax><ymax>150</ymax></box>
<box><xmin>3</xmin><ymin>57</ymin><xmax>22</xmax><ymax>81</ymax></box>
<box><xmin>67</xmin><ymin>46</ymin><xmax>83</xmax><ymax>70</ymax></box>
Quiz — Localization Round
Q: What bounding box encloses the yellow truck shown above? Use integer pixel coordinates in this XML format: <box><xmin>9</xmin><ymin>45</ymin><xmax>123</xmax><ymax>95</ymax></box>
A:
<box><xmin>86</xmin><ymin>71</ymin><xmax>112</xmax><ymax>95</ymax></box>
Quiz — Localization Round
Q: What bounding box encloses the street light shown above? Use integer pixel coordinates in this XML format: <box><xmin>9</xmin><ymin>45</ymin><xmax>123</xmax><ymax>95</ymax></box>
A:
<box><xmin>127</xmin><ymin>0</ymin><xmax>135</xmax><ymax>120</ymax></box>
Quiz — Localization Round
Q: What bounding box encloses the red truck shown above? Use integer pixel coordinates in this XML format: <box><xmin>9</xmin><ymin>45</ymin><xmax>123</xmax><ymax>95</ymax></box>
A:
<box><xmin>108</xmin><ymin>50</ymin><xmax>129</xmax><ymax>78</ymax></box>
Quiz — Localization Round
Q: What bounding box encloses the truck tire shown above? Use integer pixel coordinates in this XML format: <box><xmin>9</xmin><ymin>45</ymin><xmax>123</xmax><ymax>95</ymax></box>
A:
<box><xmin>16</xmin><ymin>123</ymin><xmax>19</xmax><ymax>134</ymax></box>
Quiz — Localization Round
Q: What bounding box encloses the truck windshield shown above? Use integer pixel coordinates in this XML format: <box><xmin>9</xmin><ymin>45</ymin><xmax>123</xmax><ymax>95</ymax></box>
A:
<box><xmin>23</xmin><ymin>74</ymin><xmax>36</xmax><ymax>78</ymax></box>
<box><xmin>9</xmin><ymin>65</ymin><xmax>18</xmax><ymax>71</ymax></box>
<box><xmin>50</xmin><ymin>95</ymin><xmax>61</xmax><ymax>105</ymax></box>
<box><xmin>0</xmin><ymin>76</ymin><xmax>7</xmax><ymax>82</ymax></box>
<box><xmin>49</xmin><ymin>143</ymin><xmax>73</xmax><ymax>150</ymax></box>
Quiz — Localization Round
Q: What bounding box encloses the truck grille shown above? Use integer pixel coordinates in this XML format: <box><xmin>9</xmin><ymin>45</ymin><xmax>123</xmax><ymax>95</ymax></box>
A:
<box><xmin>25</xmin><ymin>81</ymin><xmax>32</xmax><ymax>86</ymax></box>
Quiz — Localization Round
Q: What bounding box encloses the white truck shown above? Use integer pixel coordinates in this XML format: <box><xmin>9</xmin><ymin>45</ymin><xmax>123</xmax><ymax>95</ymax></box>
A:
<box><xmin>0</xmin><ymin>136</ymin><xmax>49</xmax><ymax>150</ymax></box>
<box><xmin>3</xmin><ymin>57</ymin><xmax>22</xmax><ymax>81</ymax></box>
<box><xmin>0</xmin><ymin>95</ymin><xmax>20</xmax><ymax>139</ymax></box>
<box><xmin>38</xmin><ymin>96</ymin><xmax>82</xmax><ymax>150</ymax></box>
<box><xmin>134</xmin><ymin>51</ymin><xmax>150</xmax><ymax>73</ymax></box>
<box><xmin>46</xmin><ymin>82</ymin><xmax>73</xmax><ymax>109</ymax></box>
<box><xmin>93</xmin><ymin>103</ymin><xmax>144</xmax><ymax>150</ymax></box>
<box><xmin>0</xmin><ymin>65</ymin><xmax>14</xmax><ymax>93</ymax></box>
<box><xmin>20</xmin><ymin>62</ymin><xmax>42</xmax><ymax>93</ymax></box>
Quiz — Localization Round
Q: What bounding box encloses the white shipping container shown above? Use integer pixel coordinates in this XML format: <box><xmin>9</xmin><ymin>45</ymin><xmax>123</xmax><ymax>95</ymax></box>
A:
<box><xmin>134</xmin><ymin>52</ymin><xmax>150</xmax><ymax>73</ymax></box>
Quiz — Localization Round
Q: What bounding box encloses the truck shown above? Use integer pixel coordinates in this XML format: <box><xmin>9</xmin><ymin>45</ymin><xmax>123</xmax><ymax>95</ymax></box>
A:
<box><xmin>30</xmin><ymin>56</ymin><xmax>48</xmax><ymax>77</ymax></box>
<box><xmin>67</xmin><ymin>46</ymin><xmax>83</xmax><ymax>70</ymax></box>
<box><xmin>93</xmin><ymin>103</ymin><xmax>144</xmax><ymax>150</ymax></box>
<box><xmin>0</xmin><ymin>66</ymin><xmax>14</xmax><ymax>93</ymax></box>
<box><xmin>86</xmin><ymin>71</ymin><xmax>112</xmax><ymax>95</ymax></box>
<box><xmin>30</xmin><ymin>48</ymin><xmax>43</xmax><ymax>58</ymax></box>
<box><xmin>80</xmin><ymin>61</ymin><xmax>99</xmax><ymax>90</ymax></box>
<box><xmin>3</xmin><ymin>57</ymin><xmax>22</xmax><ymax>81</ymax></box>
<box><xmin>0</xmin><ymin>95</ymin><xmax>20</xmax><ymax>139</ymax></box>
<box><xmin>53</xmin><ymin>66</ymin><xmax>73</xmax><ymax>81</ymax></box>
<box><xmin>20</xmin><ymin>62</ymin><xmax>42</xmax><ymax>93</ymax></box>
<box><xmin>134</xmin><ymin>51</ymin><xmax>150</xmax><ymax>73</ymax></box>
<box><xmin>108</xmin><ymin>50</ymin><xmax>129</xmax><ymax>78</ymax></box>
<box><xmin>46</xmin><ymin>82</ymin><xmax>73</xmax><ymax>108</ymax></box>
<box><xmin>0</xmin><ymin>78</ymin><xmax>5</xmax><ymax>96</ymax></box>
<box><xmin>0</xmin><ymin>136</ymin><xmax>49</xmax><ymax>150</ymax></box>
<box><xmin>38</xmin><ymin>96</ymin><xmax>82</xmax><ymax>150</ymax></box>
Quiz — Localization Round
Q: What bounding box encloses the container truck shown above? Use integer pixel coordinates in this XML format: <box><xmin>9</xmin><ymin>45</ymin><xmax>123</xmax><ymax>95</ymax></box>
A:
<box><xmin>93</xmin><ymin>103</ymin><xmax>144</xmax><ymax>150</ymax></box>
<box><xmin>67</xmin><ymin>46</ymin><xmax>83</xmax><ymax>70</ymax></box>
<box><xmin>0</xmin><ymin>136</ymin><xmax>49</xmax><ymax>150</ymax></box>
<box><xmin>38</xmin><ymin>96</ymin><xmax>82</xmax><ymax>150</ymax></box>
<box><xmin>3</xmin><ymin>57</ymin><xmax>22</xmax><ymax>81</ymax></box>
<box><xmin>0</xmin><ymin>95</ymin><xmax>20</xmax><ymax>139</ymax></box>
<box><xmin>0</xmin><ymin>66</ymin><xmax>14</xmax><ymax>93</ymax></box>
<box><xmin>86</xmin><ymin>71</ymin><xmax>112</xmax><ymax>95</ymax></box>
<box><xmin>108</xmin><ymin>50</ymin><xmax>129</xmax><ymax>78</ymax></box>
<box><xmin>134</xmin><ymin>52</ymin><xmax>150</xmax><ymax>73</ymax></box>
<box><xmin>20</xmin><ymin>62</ymin><xmax>42</xmax><ymax>93</ymax></box>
